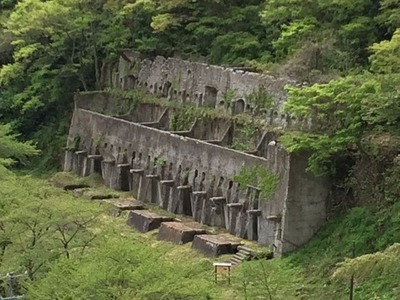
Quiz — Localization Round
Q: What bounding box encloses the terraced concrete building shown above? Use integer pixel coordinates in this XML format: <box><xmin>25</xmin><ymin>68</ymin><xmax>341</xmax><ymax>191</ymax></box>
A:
<box><xmin>64</xmin><ymin>50</ymin><xmax>329</xmax><ymax>256</ymax></box>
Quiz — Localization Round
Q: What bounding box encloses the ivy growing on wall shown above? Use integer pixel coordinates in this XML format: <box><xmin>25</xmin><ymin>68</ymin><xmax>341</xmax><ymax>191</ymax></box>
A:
<box><xmin>231</xmin><ymin>120</ymin><xmax>260</xmax><ymax>151</ymax></box>
<box><xmin>233</xmin><ymin>166</ymin><xmax>278</xmax><ymax>199</ymax></box>
<box><xmin>169</xmin><ymin>107</ymin><xmax>197</xmax><ymax>131</ymax></box>
<box><xmin>223</xmin><ymin>88</ymin><xmax>236</xmax><ymax>109</ymax></box>
<box><xmin>65</xmin><ymin>135</ymin><xmax>81</xmax><ymax>152</ymax></box>
<box><xmin>246</xmin><ymin>86</ymin><xmax>277</xmax><ymax>111</ymax></box>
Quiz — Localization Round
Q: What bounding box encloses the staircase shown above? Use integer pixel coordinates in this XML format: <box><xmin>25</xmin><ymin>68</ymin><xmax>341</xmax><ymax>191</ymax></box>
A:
<box><xmin>230</xmin><ymin>245</ymin><xmax>254</xmax><ymax>266</ymax></box>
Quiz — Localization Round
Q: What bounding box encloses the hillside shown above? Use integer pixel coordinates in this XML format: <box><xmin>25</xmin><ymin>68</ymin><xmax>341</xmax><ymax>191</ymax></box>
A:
<box><xmin>0</xmin><ymin>0</ymin><xmax>400</xmax><ymax>299</ymax></box>
<box><xmin>0</xmin><ymin>171</ymin><xmax>398</xmax><ymax>299</ymax></box>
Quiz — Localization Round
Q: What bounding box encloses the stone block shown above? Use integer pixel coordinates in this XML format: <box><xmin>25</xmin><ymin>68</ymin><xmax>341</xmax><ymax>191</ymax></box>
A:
<box><xmin>113</xmin><ymin>199</ymin><xmax>145</xmax><ymax>211</ymax></box>
<box><xmin>127</xmin><ymin>210</ymin><xmax>174</xmax><ymax>233</ymax></box>
<box><xmin>157</xmin><ymin>222</ymin><xmax>207</xmax><ymax>244</ymax></box>
<box><xmin>191</xmin><ymin>234</ymin><xmax>241</xmax><ymax>257</ymax></box>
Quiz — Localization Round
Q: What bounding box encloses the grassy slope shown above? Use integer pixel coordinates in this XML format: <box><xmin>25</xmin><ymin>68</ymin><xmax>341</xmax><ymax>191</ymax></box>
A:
<box><xmin>0</xmin><ymin>171</ymin><xmax>237</xmax><ymax>299</ymax></box>
<box><xmin>235</xmin><ymin>204</ymin><xmax>400</xmax><ymax>299</ymax></box>
<box><xmin>2</xmin><ymin>171</ymin><xmax>399</xmax><ymax>299</ymax></box>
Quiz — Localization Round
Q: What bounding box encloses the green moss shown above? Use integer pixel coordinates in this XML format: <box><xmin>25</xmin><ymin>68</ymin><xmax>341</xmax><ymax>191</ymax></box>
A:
<box><xmin>233</xmin><ymin>166</ymin><xmax>278</xmax><ymax>199</ymax></box>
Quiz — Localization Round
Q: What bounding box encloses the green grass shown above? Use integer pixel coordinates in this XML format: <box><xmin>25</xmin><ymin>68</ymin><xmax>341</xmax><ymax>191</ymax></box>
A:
<box><xmin>233</xmin><ymin>204</ymin><xmax>400</xmax><ymax>299</ymax></box>
<box><xmin>2</xmin><ymin>170</ymin><xmax>400</xmax><ymax>299</ymax></box>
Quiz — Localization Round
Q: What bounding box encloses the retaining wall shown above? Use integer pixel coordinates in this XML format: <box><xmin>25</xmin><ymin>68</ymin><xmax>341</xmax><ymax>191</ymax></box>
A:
<box><xmin>64</xmin><ymin>92</ymin><xmax>328</xmax><ymax>256</ymax></box>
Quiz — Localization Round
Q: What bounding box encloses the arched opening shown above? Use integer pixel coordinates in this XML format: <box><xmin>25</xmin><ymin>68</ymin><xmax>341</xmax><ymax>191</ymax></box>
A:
<box><xmin>162</xmin><ymin>81</ymin><xmax>172</xmax><ymax>98</ymax></box>
<box><xmin>204</xmin><ymin>86</ymin><xmax>218</xmax><ymax>107</ymax></box>
<box><xmin>233</xmin><ymin>99</ymin><xmax>245</xmax><ymax>114</ymax></box>
<box><xmin>125</xmin><ymin>75</ymin><xmax>137</xmax><ymax>89</ymax></box>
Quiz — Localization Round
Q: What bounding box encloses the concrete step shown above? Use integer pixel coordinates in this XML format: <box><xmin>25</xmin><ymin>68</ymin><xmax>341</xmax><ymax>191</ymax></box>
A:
<box><xmin>127</xmin><ymin>210</ymin><xmax>174</xmax><ymax>233</ymax></box>
<box><xmin>237</xmin><ymin>245</ymin><xmax>254</xmax><ymax>254</ymax></box>
<box><xmin>235</xmin><ymin>252</ymin><xmax>250</xmax><ymax>260</ymax></box>
<box><xmin>237</xmin><ymin>249</ymin><xmax>252</xmax><ymax>257</ymax></box>
<box><xmin>231</xmin><ymin>254</ymin><xmax>245</xmax><ymax>262</ymax></box>
<box><xmin>230</xmin><ymin>257</ymin><xmax>241</xmax><ymax>265</ymax></box>
<box><xmin>157</xmin><ymin>222</ymin><xmax>207</xmax><ymax>245</ymax></box>
<box><xmin>191</xmin><ymin>235</ymin><xmax>241</xmax><ymax>257</ymax></box>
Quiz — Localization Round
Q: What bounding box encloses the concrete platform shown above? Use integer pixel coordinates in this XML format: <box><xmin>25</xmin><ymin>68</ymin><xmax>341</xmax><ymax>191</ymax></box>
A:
<box><xmin>191</xmin><ymin>234</ymin><xmax>241</xmax><ymax>257</ymax></box>
<box><xmin>157</xmin><ymin>222</ymin><xmax>207</xmax><ymax>244</ymax></box>
<box><xmin>96</xmin><ymin>199</ymin><xmax>145</xmax><ymax>216</ymax></box>
<box><xmin>127</xmin><ymin>210</ymin><xmax>174</xmax><ymax>233</ymax></box>
<box><xmin>113</xmin><ymin>199</ymin><xmax>145</xmax><ymax>211</ymax></box>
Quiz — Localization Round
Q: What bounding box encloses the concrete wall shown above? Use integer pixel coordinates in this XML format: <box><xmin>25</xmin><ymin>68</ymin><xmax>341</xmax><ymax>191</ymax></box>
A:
<box><xmin>113</xmin><ymin>50</ymin><xmax>307</xmax><ymax>129</ymax></box>
<box><xmin>65</xmin><ymin>96</ymin><xmax>329</xmax><ymax>256</ymax></box>
<box><xmin>67</xmin><ymin>57</ymin><xmax>328</xmax><ymax>255</ymax></box>
<box><xmin>279</xmin><ymin>152</ymin><xmax>328</xmax><ymax>254</ymax></box>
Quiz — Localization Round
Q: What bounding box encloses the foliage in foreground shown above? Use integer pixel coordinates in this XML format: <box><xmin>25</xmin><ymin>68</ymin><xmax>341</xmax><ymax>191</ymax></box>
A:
<box><xmin>232</xmin><ymin>203</ymin><xmax>400</xmax><ymax>300</ymax></box>
<box><xmin>2</xmin><ymin>171</ymin><xmax>400</xmax><ymax>299</ymax></box>
<box><xmin>0</xmin><ymin>123</ymin><xmax>38</xmax><ymax>169</ymax></box>
<box><xmin>0</xmin><ymin>172</ymin><xmax>228</xmax><ymax>299</ymax></box>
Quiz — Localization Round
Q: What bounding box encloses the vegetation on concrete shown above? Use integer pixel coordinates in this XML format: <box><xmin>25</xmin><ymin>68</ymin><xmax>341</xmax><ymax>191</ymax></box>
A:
<box><xmin>233</xmin><ymin>166</ymin><xmax>278</xmax><ymax>200</ymax></box>
<box><xmin>0</xmin><ymin>0</ymin><xmax>400</xmax><ymax>298</ymax></box>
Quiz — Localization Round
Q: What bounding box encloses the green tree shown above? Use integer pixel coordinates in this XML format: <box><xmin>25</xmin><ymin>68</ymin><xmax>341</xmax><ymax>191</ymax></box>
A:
<box><xmin>0</xmin><ymin>123</ymin><xmax>38</xmax><ymax>169</ymax></box>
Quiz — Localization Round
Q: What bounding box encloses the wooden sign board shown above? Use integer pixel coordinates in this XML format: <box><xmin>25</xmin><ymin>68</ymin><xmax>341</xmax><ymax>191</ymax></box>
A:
<box><xmin>215</xmin><ymin>265</ymin><xmax>230</xmax><ymax>273</ymax></box>
<box><xmin>213</xmin><ymin>262</ymin><xmax>232</xmax><ymax>284</ymax></box>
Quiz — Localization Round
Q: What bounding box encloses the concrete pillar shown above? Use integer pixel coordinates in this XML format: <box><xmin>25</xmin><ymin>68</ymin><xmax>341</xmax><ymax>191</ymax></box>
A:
<box><xmin>102</xmin><ymin>159</ymin><xmax>116</xmax><ymax>188</ymax></box>
<box><xmin>200</xmin><ymin>197</ymin><xmax>212</xmax><ymax>225</ymax></box>
<box><xmin>130</xmin><ymin>168</ymin><xmax>144</xmax><ymax>201</ymax></box>
<box><xmin>210</xmin><ymin>197</ymin><xmax>226</xmax><ymax>228</ymax></box>
<box><xmin>227</xmin><ymin>203</ymin><xmax>242</xmax><ymax>235</ymax></box>
<box><xmin>139</xmin><ymin>173</ymin><xmax>151</xmax><ymax>203</ymax></box>
<box><xmin>144</xmin><ymin>174</ymin><xmax>159</xmax><ymax>204</ymax></box>
<box><xmin>192</xmin><ymin>191</ymin><xmax>207</xmax><ymax>222</ymax></box>
<box><xmin>64</xmin><ymin>150</ymin><xmax>74</xmax><ymax>172</ymax></box>
<box><xmin>75</xmin><ymin>150</ymin><xmax>88</xmax><ymax>177</ymax></box>
<box><xmin>72</xmin><ymin>151</ymin><xmax>78</xmax><ymax>174</ymax></box>
<box><xmin>168</xmin><ymin>186</ymin><xmax>180</xmax><ymax>214</ymax></box>
<box><xmin>160</xmin><ymin>180</ymin><xmax>174</xmax><ymax>209</ymax></box>
<box><xmin>237</xmin><ymin>205</ymin><xmax>248</xmax><ymax>239</ymax></box>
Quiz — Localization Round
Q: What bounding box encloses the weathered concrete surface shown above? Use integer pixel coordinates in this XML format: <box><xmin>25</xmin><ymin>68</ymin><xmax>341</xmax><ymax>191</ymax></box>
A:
<box><xmin>277</xmin><ymin>152</ymin><xmax>328</xmax><ymax>255</ymax></box>
<box><xmin>113</xmin><ymin>199</ymin><xmax>145</xmax><ymax>211</ymax></box>
<box><xmin>72</xmin><ymin>188</ymin><xmax>119</xmax><ymax>200</ymax></box>
<box><xmin>157</xmin><ymin>222</ymin><xmax>207</xmax><ymax>244</ymax></box>
<box><xmin>191</xmin><ymin>234</ymin><xmax>241</xmax><ymax>257</ymax></box>
<box><xmin>65</xmin><ymin>68</ymin><xmax>330</xmax><ymax>256</ymax></box>
<box><xmin>127</xmin><ymin>210</ymin><xmax>174</xmax><ymax>233</ymax></box>
<box><xmin>65</xmin><ymin>106</ymin><xmax>329</xmax><ymax>256</ymax></box>
<box><xmin>115</xmin><ymin>51</ymin><xmax>296</xmax><ymax>115</ymax></box>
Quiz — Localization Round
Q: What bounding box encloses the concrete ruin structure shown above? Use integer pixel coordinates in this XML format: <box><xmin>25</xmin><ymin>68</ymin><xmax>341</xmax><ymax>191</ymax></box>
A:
<box><xmin>63</xmin><ymin>50</ymin><xmax>329</xmax><ymax>257</ymax></box>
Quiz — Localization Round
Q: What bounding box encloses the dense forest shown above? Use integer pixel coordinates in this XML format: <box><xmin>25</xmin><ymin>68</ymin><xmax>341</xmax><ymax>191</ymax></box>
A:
<box><xmin>1</xmin><ymin>0</ymin><xmax>400</xmax><ymax>299</ymax></box>
<box><xmin>0</xmin><ymin>0</ymin><xmax>399</xmax><ymax>173</ymax></box>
